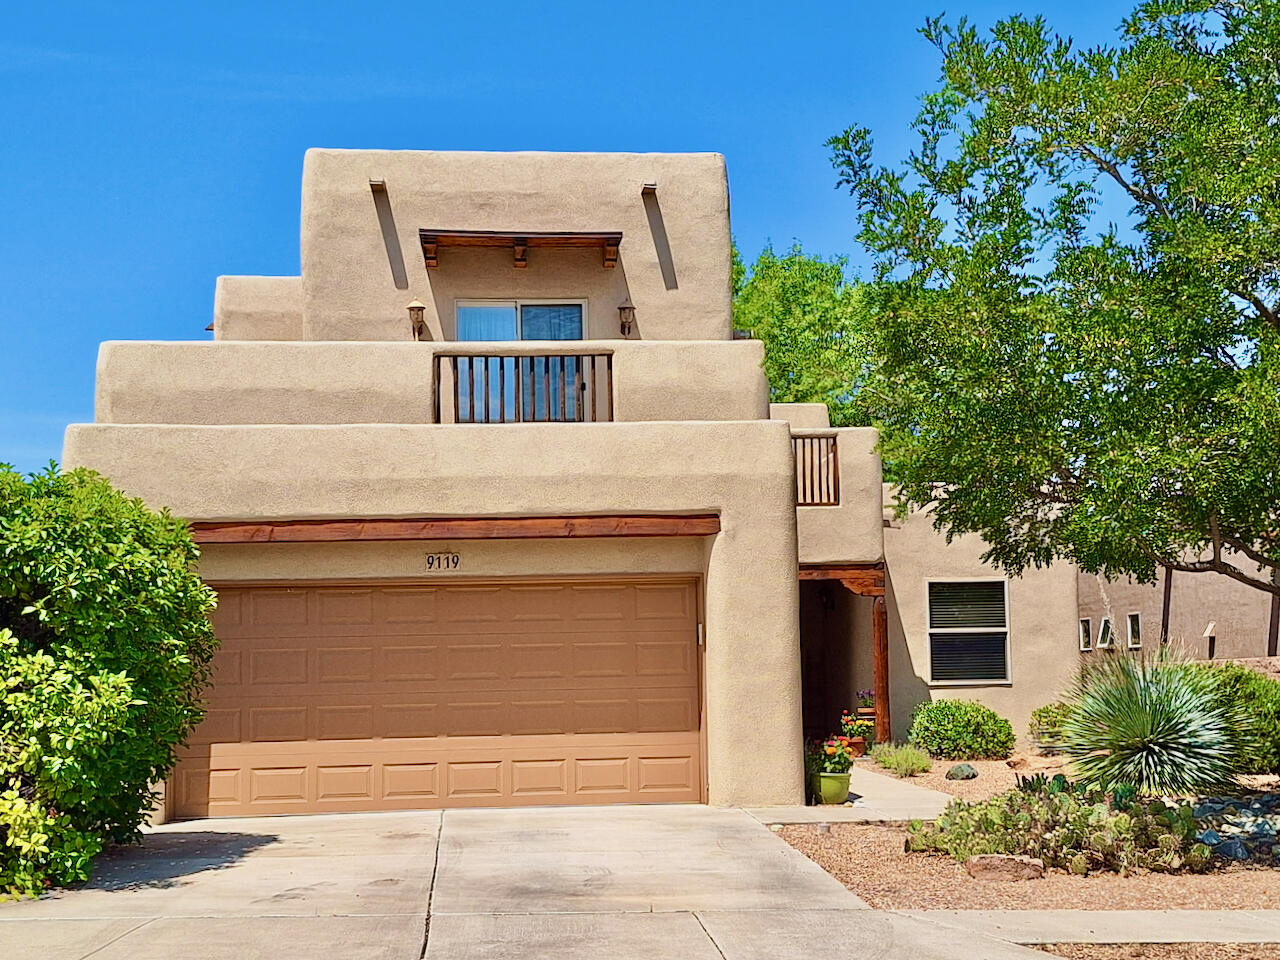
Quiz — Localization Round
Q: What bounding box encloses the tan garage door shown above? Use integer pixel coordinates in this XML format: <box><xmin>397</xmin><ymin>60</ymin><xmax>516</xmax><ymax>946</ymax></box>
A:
<box><xmin>172</xmin><ymin>577</ymin><xmax>703</xmax><ymax>818</ymax></box>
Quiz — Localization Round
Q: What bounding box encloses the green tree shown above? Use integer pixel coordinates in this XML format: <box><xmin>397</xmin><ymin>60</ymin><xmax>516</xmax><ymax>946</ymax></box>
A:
<box><xmin>827</xmin><ymin>0</ymin><xmax>1280</xmax><ymax>595</ymax></box>
<box><xmin>732</xmin><ymin>243</ymin><xmax>873</xmax><ymax>426</ymax></box>
<box><xmin>0</xmin><ymin>466</ymin><xmax>217</xmax><ymax>895</ymax></box>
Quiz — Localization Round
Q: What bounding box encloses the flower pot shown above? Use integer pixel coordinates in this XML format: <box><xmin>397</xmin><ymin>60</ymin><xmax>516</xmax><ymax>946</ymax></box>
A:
<box><xmin>856</xmin><ymin>707</ymin><xmax>876</xmax><ymax>721</ymax></box>
<box><xmin>815</xmin><ymin>772</ymin><xmax>851</xmax><ymax>805</ymax></box>
<box><xmin>847</xmin><ymin>737</ymin><xmax>867</xmax><ymax>758</ymax></box>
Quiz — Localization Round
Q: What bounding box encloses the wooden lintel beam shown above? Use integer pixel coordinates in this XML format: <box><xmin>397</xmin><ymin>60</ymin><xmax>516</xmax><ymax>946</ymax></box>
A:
<box><xmin>190</xmin><ymin>514</ymin><xmax>721</xmax><ymax>544</ymax></box>
<box><xmin>839</xmin><ymin>577</ymin><xmax>885</xmax><ymax>598</ymax></box>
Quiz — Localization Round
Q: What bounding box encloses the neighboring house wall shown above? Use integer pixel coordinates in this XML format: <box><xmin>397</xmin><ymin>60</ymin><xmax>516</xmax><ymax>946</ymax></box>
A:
<box><xmin>881</xmin><ymin>495</ymin><xmax>1079</xmax><ymax>745</ymax></box>
<box><xmin>213</xmin><ymin>276</ymin><xmax>303</xmax><ymax>340</ymax></box>
<box><xmin>1078</xmin><ymin>570</ymin><xmax>1275</xmax><ymax>661</ymax></box>
<box><xmin>298</xmin><ymin>150</ymin><xmax>732</xmax><ymax>342</ymax></box>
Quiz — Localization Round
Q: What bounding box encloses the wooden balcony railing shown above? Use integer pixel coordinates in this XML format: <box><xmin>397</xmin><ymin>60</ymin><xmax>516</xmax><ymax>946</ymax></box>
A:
<box><xmin>793</xmin><ymin>434</ymin><xmax>839</xmax><ymax>506</ymax></box>
<box><xmin>433</xmin><ymin>352</ymin><xmax>614</xmax><ymax>424</ymax></box>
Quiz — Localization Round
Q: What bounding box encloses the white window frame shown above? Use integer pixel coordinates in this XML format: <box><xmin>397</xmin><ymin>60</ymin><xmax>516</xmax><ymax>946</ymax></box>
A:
<box><xmin>1127</xmin><ymin>612</ymin><xmax>1142</xmax><ymax>649</ymax></box>
<box><xmin>925</xmin><ymin>576</ymin><xmax>1012</xmax><ymax>686</ymax></box>
<box><xmin>1079</xmin><ymin>618</ymin><xmax>1093</xmax><ymax>652</ymax></box>
<box><xmin>1097</xmin><ymin>617</ymin><xmax>1114</xmax><ymax>649</ymax></box>
<box><xmin>454</xmin><ymin>298</ymin><xmax>589</xmax><ymax>340</ymax></box>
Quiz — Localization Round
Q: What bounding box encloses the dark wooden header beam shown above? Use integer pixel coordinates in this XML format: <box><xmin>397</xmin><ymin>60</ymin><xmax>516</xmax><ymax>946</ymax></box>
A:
<box><xmin>191</xmin><ymin>514</ymin><xmax>720</xmax><ymax>544</ymax></box>
<box><xmin>419</xmin><ymin>230</ymin><xmax>623</xmax><ymax>269</ymax></box>
<box><xmin>799</xmin><ymin>563</ymin><xmax>885</xmax><ymax>596</ymax></box>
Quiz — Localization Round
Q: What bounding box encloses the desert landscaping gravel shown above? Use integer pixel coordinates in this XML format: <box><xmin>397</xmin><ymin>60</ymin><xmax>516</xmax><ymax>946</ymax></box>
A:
<box><xmin>856</xmin><ymin>756</ymin><xmax>1070</xmax><ymax>803</ymax></box>
<box><xmin>780</xmin><ymin>822</ymin><xmax>1280</xmax><ymax>910</ymax></box>
<box><xmin>1038</xmin><ymin>945</ymin><xmax>1280</xmax><ymax>959</ymax></box>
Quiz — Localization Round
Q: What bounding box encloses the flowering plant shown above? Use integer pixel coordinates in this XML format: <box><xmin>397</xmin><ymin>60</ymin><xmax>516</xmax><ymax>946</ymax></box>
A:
<box><xmin>856</xmin><ymin>689</ymin><xmax>876</xmax><ymax>709</ymax></box>
<box><xmin>840</xmin><ymin>711</ymin><xmax>875</xmax><ymax>743</ymax></box>
<box><xmin>805</xmin><ymin>736</ymin><xmax>858</xmax><ymax>774</ymax></box>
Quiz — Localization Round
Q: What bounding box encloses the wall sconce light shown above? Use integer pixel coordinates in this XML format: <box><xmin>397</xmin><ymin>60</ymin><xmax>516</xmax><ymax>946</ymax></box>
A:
<box><xmin>407</xmin><ymin>299</ymin><xmax>427</xmax><ymax>341</ymax></box>
<box><xmin>618</xmin><ymin>298</ymin><xmax>635</xmax><ymax>337</ymax></box>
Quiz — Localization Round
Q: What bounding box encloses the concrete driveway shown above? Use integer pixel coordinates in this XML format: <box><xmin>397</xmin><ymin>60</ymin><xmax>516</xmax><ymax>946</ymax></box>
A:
<box><xmin>2</xmin><ymin>805</ymin><xmax>1036</xmax><ymax>960</ymax></box>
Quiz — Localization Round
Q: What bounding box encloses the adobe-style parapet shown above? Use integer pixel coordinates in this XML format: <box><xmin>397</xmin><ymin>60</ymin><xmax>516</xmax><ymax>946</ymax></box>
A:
<box><xmin>93</xmin><ymin>339</ymin><xmax>769</xmax><ymax>425</ymax></box>
<box><xmin>298</xmin><ymin>150</ymin><xmax>732</xmax><ymax>342</ymax></box>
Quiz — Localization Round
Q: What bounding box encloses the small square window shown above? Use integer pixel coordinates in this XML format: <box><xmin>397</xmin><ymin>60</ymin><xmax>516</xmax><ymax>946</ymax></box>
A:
<box><xmin>1097</xmin><ymin>618</ymin><xmax>1114</xmax><ymax>649</ymax></box>
<box><xmin>1079</xmin><ymin>619</ymin><xmax>1093</xmax><ymax>652</ymax></box>
<box><xmin>1127</xmin><ymin>613</ymin><xmax>1142</xmax><ymax>649</ymax></box>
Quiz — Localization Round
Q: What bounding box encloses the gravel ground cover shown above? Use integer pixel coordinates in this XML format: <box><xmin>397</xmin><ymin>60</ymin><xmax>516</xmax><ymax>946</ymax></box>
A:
<box><xmin>1038</xmin><ymin>945</ymin><xmax>1280</xmax><ymax>959</ymax></box>
<box><xmin>780</xmin><ymin>822</ymin><xmax>1280</xmax><ymax>910</ymax></box>
<box><xmin>855</xmin><ymin>756</ymin><xmax>1071</xmax><ymax>803</ymax></box>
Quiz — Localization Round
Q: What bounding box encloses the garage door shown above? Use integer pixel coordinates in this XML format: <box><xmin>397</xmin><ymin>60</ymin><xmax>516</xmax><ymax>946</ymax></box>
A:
<box><xmin>172</xmin><ymin>578</ymin><xmax>702</xmax><ymax>818</ymax></box>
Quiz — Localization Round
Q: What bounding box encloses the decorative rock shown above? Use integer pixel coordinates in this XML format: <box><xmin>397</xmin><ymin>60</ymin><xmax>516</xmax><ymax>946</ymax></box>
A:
<box><xmin>1212</xmin><ymin>838</ymin><xmax>1251</xmax><ymax>861</ymax></box>
<box><xmin>1198</xmin><ymin>829</ymin><xmax>1222</xmax><ymax>846</ymax></box>
<box><xmin>964</xmin><ymin>854</ymin><xmax>1045</xmax><ymax>881</ymax></box>
<box><xmin>946</xmin><ymin>763</ymin><xmax>979</xmax><ymax>781</ymax></box>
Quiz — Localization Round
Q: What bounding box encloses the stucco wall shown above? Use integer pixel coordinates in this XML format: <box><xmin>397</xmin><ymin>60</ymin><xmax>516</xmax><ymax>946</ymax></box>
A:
<box><xmin>93</xmin><ymin>339</ymin><xmax>769</xmax><ymax>426</ymax></box>
<box><xmin>882</xmin><ymin>492</ymin><xmax>1079</xmax><ymax>745</ymax></box>
<box><xmin>795</xmin><ymin>428</ymin><xmax>883</xmax><ymax>565</ymax></box>
<box><xmin>198</xmin><ymin>537</ymin><xmax>705</xmax><ymax>582</ymax></box>
<box><xmin>299</xmin><ymin>150</ymin><xmax>732</xmax><ymax>341</ymax></box>
<box><xmin>769</xmin><ymin>403</ymin><xmax>830</xmax><ymax>429</ymax></box>
<box><xmin>64</xmin><ymin>420</ymin><xmax>805</xmax><ymax>807</ymax></box>
<box><xmin>1079</xmin><ymin>570</ymin><xmax>1274</xmax><ymax>660</ymax></box>
<box><xmin>213</xmin><ymin>276</ymin><xmax>303</xmax><ymax>341</ymax></box>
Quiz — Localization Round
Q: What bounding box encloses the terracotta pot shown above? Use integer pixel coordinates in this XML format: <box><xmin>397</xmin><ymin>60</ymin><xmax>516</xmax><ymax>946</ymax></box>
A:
<box><xmin>815</xmin><ymin>772</ymin><xmax>851</xmax><ymax>805</ymax></box>
<box><xmin>847</xmin><ymin>737</ymin><xmax>867</xmax><ymax>758</ymax></box>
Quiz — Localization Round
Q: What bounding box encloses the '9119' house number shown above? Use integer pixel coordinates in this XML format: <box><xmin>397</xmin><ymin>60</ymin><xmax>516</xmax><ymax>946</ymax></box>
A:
<box><xmin>425</xmin><ymin>552</ymin><xmax>460</xmax><ymax>571</ymax></box>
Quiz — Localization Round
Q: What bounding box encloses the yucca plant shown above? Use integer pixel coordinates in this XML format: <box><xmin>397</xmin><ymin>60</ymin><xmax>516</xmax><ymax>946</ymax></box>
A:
<box><xmin>1060</xmin><ymin>650</ymin><xmax>1244</xmax><ymax>796</ymax></box>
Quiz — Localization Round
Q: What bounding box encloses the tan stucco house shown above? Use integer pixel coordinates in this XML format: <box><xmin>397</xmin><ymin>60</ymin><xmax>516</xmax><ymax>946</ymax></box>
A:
<box><xmin>64</xmin><ymin>149</ymin><xmax>1080</xmax><ymax>821</ymax></box>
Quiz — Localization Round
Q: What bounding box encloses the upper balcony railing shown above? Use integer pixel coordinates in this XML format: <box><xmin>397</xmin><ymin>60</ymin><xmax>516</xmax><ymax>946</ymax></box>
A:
<box><xmin>793</xmin><ymin>433</ymin><xmax>839</xmax><ymax>506</ymax></box>
<box><xmin>433</xmin><ymin>351</ymin><xmax>614</xmax><ymax>424</ymax></box>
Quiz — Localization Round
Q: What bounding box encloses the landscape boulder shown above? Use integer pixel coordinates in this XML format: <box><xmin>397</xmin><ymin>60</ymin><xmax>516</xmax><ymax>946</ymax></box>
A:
<box><xmin>964</xmin><ymin>854</ymin><xmax>1045</xmax><ymax>881</ymax></box>
<box><xmin>946</xmin><ymin>763</ymin><xmax>979</xmax><ymax>780</ymax></box>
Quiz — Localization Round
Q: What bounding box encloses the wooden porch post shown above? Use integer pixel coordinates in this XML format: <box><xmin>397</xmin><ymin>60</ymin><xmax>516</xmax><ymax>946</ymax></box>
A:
<box><xmin>1160</xmin><ymin>564</ymin><xmax>1173</xmax><ymax>646</ymax></box>
<box><xmin>873</xmin><ymin>594</ymin><xmax>890</xmax><ymax>743</ymax></box>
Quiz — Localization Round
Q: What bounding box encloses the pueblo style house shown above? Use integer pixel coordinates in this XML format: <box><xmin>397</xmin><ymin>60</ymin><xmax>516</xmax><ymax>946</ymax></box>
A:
<box><xmin>64</xmin><ymin>150</ymin><xmax>1078</xmax><ymax>820</ymax></box>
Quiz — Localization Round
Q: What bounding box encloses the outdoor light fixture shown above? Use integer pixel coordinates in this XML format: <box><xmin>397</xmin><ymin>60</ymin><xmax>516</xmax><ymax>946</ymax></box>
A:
<box><xmin>618</xmin><ymin>298</ymin><xmax>635</xmax><ymax>337</ymax></box>
<box><xmin>406</xmin><ymin>299</ymin><xmax>427</xmax><ymax>341</ymax></box>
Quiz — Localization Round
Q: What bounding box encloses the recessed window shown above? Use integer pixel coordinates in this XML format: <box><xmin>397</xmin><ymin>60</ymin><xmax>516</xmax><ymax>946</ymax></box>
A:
<box><xmin>1097</xmin><ymin>618</ymin><xmax>1114</xmax><ymax>649</ymax></box>
<box><xmin>455</xmin><ymin>300</ymin><xmax>587</xmax><ymax>422</ymax></box>
<box><xmin>1079</xmin><ymin>618</ymin><xmax>1093</xmax><ymax>652</ymax></box>
<box><xmin>1127</xmin><ymin>613</ymin><xmax>1142</xmax><ymax>649</ymax></box>
<box><xmin>456</xmin><ymin>299</ymin><xmax>585</xmax><ymax>341</ymax></box>
<box><xmin>928</xmin><ymin>581</ymin><xmax>1009</xmax><ymax>682</ymax></box>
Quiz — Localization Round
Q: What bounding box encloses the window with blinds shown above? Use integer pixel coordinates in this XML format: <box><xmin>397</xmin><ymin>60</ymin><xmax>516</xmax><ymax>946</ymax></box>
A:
<box><xmin>928</xmin><ymin>580</ymin><xmax>1009</xmax><ymax>682</ymax></box>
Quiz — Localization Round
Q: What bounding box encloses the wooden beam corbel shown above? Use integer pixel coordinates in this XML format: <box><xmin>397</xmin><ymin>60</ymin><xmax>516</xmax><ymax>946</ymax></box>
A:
<box><xmin>420</xmin><ymin>235</ymin><xmax>439</xmax><ymax>269</ymax></box>
<box><xmin>602</xmin><ymin>236</ymin><xmax>620</xmax><ymax>268</ymax></box>
<box><xmin>513</xmin><ymin>238</ymin><xmax>528</xmax><ymax>269</ymax></box>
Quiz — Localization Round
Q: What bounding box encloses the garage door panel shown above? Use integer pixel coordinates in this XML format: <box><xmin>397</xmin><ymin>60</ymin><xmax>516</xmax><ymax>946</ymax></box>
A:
<box><xmin>176</xmin><ymin>578</ymin><xmax>702</xmax><ymax>817</ymax></box>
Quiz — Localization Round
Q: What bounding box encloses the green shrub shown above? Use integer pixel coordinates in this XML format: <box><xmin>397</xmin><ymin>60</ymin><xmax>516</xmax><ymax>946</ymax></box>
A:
<box><xmin>0</xmin><ymin>466</ymin><xmax>217</xmax><ymax>897</ymax></box>
<box><xmin>908</xmin><ymin>700</ymin><xmax>1016</xmax><ymax>760</ymax></box>
<box><xmin>906</xmin><ymin>785</ymin><xmax>1212</xmax><ymax>875</ymax></box>
<box><xmin>1028</xmin><ymin>701</ymin><xmax>1072</xmax><ymax>753</ymax></box>
<box><xmin>1195</xmin><ymin>662</ymin><xmax>1280</xmax><ymax>775</ymax></box>
<box><xmin>869</xmin><ymin>742</ymin><xmax>932</xmax><ymax>777</ymax></box>
<box><xmin>1061</xmin><ymin>652</ymin><xmax>1242</xmax><ymax>795</ymax></box>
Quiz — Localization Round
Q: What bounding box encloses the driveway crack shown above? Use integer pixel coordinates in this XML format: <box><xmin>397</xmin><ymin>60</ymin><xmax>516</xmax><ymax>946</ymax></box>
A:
<box><xmin>692</xmin><ymin>912</ymin><xmax>728</xmax><ymax>960</ymax></box>
<box><xmin>77</xmin><ymin>917</ymin><xmax>157</xmax><ymax>959</ymax></box>
<box><xmin>418</xmin><ymin>812</ymin><xmax>445</xmax><ymax>960</ymax></box>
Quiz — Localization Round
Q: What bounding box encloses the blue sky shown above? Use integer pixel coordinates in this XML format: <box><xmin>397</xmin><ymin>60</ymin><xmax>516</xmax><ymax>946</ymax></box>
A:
<box><xmin>0</xmin><ymin>1</ymin><xmax>1123</xmax><ymax>472</ymax></box>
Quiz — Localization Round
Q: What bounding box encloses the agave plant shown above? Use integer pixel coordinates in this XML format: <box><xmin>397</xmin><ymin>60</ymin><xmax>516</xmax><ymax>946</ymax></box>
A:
<box><xmin>1060</xmin><ymin>650</ymin><xmax>1243</xmax><ymax>796</ymax></box>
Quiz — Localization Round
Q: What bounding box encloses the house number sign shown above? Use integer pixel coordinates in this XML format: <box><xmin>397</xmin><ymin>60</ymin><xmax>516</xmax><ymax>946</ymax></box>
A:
<box><xmin>425</xmin><ymin>551</ymin><xmax>461</xmax><ymax>571</ymax></box>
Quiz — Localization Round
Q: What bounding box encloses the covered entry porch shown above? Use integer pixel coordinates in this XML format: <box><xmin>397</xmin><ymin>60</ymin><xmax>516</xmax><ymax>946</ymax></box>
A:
<box><xmin>798</xmin><ymin>563</ymin><xmax>890</xmax><ymax>743</ymax></box>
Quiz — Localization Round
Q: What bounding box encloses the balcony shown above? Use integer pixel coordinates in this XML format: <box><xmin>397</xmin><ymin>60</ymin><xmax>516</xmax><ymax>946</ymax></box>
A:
<box><xmin>434</xmin><ymin>350</ymin><xmax>613</xmax><ymax>424</ymax></box>
<box><xmin>792</xmin><ymin>433</ymin><xmax>839</xmax><ymax>506</ymax></box>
